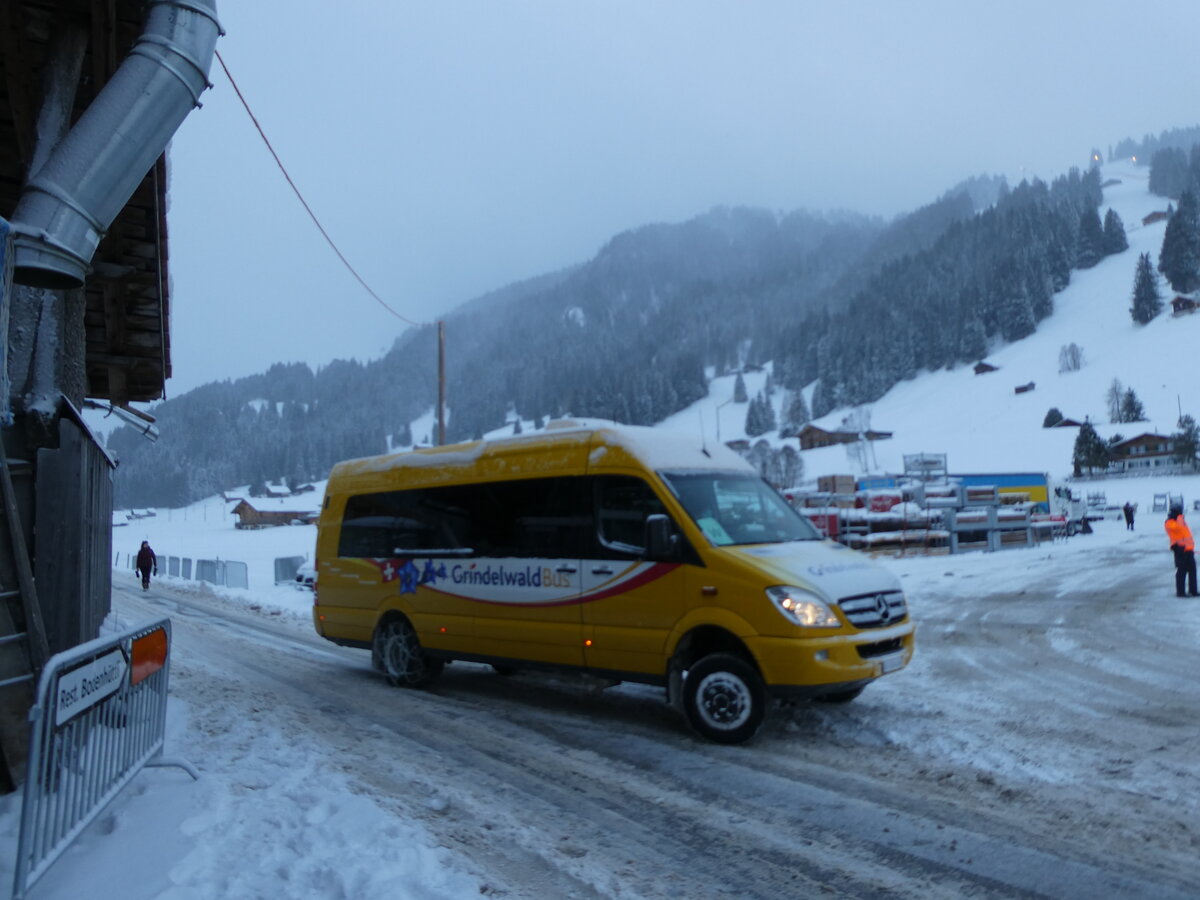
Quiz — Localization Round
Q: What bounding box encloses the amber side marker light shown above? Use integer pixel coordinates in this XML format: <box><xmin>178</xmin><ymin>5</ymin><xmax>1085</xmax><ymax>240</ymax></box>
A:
<box><xmin>584</xmin><ymin>639</ymin><xmax>593</xmax><ymax>647</ymax></box>
<box><xmin>131</xmin><ymin>627</ymin><xmax>168</xmax><ymax>686</ymax></box>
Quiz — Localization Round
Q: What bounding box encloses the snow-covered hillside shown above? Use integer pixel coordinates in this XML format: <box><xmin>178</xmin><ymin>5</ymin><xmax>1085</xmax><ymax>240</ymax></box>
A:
<box><xmin>661</xmin><ymin>161</ymin><xmax>1196</xmax><ymax>482</ymax></box>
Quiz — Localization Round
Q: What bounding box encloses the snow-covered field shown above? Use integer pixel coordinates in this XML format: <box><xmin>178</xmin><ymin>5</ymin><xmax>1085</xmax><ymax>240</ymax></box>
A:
<box><xmin>1</xmin><ymin>160</ymin><xmax>1199</xmax><ymax>898</ymax></box>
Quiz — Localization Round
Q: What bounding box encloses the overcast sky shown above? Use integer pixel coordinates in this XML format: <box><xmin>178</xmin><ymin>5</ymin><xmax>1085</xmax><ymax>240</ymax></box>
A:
<box><xmin>162</xmin><ymin>0</ymin><xmax>1200</xmax><ymax>397</ymax></box>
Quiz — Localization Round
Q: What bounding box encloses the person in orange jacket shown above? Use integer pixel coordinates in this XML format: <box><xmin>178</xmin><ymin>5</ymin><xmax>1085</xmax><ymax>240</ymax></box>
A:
<box><xmin>1164</xmin><ymin>506</ymin><xmax>1198</xmax><ymax>597</ymax></box>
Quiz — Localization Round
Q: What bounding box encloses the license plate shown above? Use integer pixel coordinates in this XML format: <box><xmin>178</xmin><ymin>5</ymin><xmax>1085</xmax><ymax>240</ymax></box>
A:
<box><xmin>878</xmin><ymin>652</ymin><xmax>905</xmax><ymax>675</ymax></box>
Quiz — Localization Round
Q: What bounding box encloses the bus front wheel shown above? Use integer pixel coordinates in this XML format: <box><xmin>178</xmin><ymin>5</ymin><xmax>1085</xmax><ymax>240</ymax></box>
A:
<box><xmin>682</xmin><ymin>653</ymin><xmax>765</xmax><ymax>744</ymax></box>
<box><xmin>374</xmin><ymin>618</ymin><xmax>443</xmax><ymax>687</ymax></box>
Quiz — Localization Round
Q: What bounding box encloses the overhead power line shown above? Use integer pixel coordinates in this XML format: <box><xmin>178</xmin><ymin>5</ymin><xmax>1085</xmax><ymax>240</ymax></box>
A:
<box><xmin>213</xmin><ymin>50</ymin><xmax>426</xmax><ymax>328</ymax></box>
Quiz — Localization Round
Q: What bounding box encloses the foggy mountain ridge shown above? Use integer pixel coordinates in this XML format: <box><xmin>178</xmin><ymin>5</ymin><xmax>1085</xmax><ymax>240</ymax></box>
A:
<box><xmin>109</xmin><ymin>156</ymin><xmax>1140</xmax><ymax>508</ymax></box>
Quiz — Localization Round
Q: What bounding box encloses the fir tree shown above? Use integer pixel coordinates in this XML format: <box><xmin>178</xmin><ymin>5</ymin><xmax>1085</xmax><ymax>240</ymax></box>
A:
<box><xmin>1072</xmin><ymin>420</ymin><xmax>1109</xmax><ymax>475</ymax></box>
<box><xmin>780</xmin><ymin>390</ymin><xmax>810</xmax><ymax>436</ymax></box>
<box><xmin>1172</xmin><ymin>414</ymin><xmax>1200</xmax><ymax>468</ymax></box>
<box><xmin>810</xmin><ymin>379</ymin><xmax>835</xmax><ymax>419</ymax></box>
<box><xmin>733</xmin><ymin>372</ymin><xmax>748</xmax><ymax>403</ymax></box>
<box><xmin>760</xmin><ymin>390</ymin><xmax>777</xmax><ymax>433</ymax></box>
<box><xmin>1119</xmin><ymin>388</ymin><xmax>1145</xmax><ymax>423</ymax></box>
<box><xmin>1150</xmin><ymin>146</ymin><xmax>1191</xmax><ymax>198</ymax></box>
<box><xmin>744</xmin><ymin>394</ymin><xmax>765</xmax><ymax>437</ymax></box>
<box><xmin>1158</xmin><ymin>189</ymin><xmax>1200</xmax><ymax>292</ymax></box>
<box><xmin>1130</xmin><ymin>252</ymin><xmax>1163</xmax><ymax>324</ymax></box>
<box><xmin>958</xmin><ymin>316</ymin><xmax>987</xmax><ymax>362</ymax></box>
<box><xmin>998</xmin><ymin>274</ymin><xmax>1036</xmax><ymax>341</ymax></box>
<box><xmin>1075</xmin><ymin>208</ymin><xmax>1105</xmax><ymax>269</ymax></box>
<box><xmin>745</xmin><ymin>391</ymin><xmax>775</xmax><ymax>438</ymax></box>
<box><xmin>1102</xmin><ymin>208</ymin><xmax>1128</xmax><ymax>256</ymax></box>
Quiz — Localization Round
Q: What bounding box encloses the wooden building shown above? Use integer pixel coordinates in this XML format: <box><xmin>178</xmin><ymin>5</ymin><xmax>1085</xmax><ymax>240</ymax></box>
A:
<box><xmin>796</xmin><ymin>424</ymin><xmax>894</xmax><ymax>451</ymax></box>
<box><xmin>0</xmin><ymin>0</ymin><xmax>218</xmax><ymax>789</ymax></box>
<box><xmin>1171</xmin><ymin>296</ymin><xmax>1197</xmax><ymax>316</ymax></box>
<box><xmin>1108</xmin><ymin>433</ymin><xmax>1180</xmax><ymax>473</ymax></box>
<box><xmin>231</xmin><ymin>501</ymin><xmax>319</xmax><ymax>530</ymax></box>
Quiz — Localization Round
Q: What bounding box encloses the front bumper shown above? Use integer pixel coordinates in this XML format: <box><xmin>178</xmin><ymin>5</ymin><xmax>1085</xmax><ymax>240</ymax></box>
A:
<box><xmin>748</xmin><ymin>620</ymin><xmax>915</xmax><ymax>691</ymax></box>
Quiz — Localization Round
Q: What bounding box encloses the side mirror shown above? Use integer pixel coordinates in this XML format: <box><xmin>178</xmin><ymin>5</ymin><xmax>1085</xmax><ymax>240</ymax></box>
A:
<box><xmin>644</xmin><ymin>514</ymin><xmax>676</xmax><ymax>560</ymax></box>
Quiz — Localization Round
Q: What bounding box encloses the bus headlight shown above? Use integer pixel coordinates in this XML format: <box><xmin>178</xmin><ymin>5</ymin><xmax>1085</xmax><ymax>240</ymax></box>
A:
<box><xmin>766</xmin><ymin>586</ymin><xmax>840</xmax><ymax>628</ymax></box>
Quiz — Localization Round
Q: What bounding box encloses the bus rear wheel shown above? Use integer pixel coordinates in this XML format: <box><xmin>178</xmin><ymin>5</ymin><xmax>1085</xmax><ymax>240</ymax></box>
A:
<box><xmin>682</xmin><ymin>653</ymin><xmax>765</xmax><ymax>744</ymax></box>
<box><xmin>374</xmin><ymin>618</ymin><xmax>443</xmax><ymax>687</ymax></box>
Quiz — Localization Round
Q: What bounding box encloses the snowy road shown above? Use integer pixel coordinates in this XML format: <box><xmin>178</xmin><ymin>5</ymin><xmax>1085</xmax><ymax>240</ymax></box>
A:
<box><xmin>108</xmin><ymin>533</ymin><xmax>1199</xmax><ymax>900</ymax></box>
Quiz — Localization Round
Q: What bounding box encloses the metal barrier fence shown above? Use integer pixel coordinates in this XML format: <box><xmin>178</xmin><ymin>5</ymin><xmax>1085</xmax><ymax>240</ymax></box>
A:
<box><xmin>115</xmin><ymin>554</ymin><xmax>244</xmax><ymax>588</ymax></box>
<box><xmin>942</xmin><ymin>507</ymin><xmax>1035</xmax><ymax>553</ymax></box>
<box><xmin>275</xmin><ymin>555</ymin><xmax>305</xmax><ymax>584</ymax></box>
<box><xmin>114</xmin><ymin>554</ymin><xmax>304</xmax><ymax>590</ymax></box>
<box><xmin>195</xmin><ymin>558</ymin><xmax>222</xmax><ymax>586</ymax></box>
<box><xmin>12</xmin><ymin>618</ymin><xmax>196</xmax><ymax>899</ymax></box>
<box><xmin>225</xmin><ymin>560</ymin><xmax>248</xmax><ymax>589</ymax></box>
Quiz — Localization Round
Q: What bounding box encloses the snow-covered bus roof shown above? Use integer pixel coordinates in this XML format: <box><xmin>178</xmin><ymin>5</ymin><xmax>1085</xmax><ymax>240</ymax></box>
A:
<box><xmin>330</xmin><ymin>419</ymin><xmax>754</xmax><ymax>481</ymax></box>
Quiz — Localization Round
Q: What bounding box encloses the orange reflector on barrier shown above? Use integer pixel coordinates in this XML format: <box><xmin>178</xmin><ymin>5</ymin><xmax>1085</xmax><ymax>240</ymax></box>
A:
<box><xmin>130</xmin><ymin>628</ymin><xmax>168</xmax><ymax>685</ymax></box>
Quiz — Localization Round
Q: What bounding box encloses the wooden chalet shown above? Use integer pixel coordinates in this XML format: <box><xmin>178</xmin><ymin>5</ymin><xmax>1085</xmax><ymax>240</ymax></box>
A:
<box><xmin>1107</xmin><ymin>433</ymin><xmax>1178</xmax><ymax>473</ymax></box>
<box><xmin>231</xmin><ymin>500</ymin><xmax>318</xmax><ymax>530</ymax></box>
<box><xmin>797</xmin><ymin>424</ymin><xmax>894</xmax><ymax>451</ymax></box>
<box><xmin>1142</xmin><ymin>210</ymin><xmax>1169</xmax><ymax>226</ymax></box>
<box><xmin>973</xmin><ymin>361</ymin><xmax>998</xmax><ymax>375</ymax></box>
<box><xmin>1171</xmin><ymin>296</ymin><xmax>1197</xmax><ymax>315</ymax></box>
<box><xmin>1014</xmin><ymin>382</ymin><xmax>1035</xmax><ymax>394</ymax></box>
<box><xmin>1050</xmin><ymin>417</ymin><xmax>1085</xmax><ymax>428</ymax></box>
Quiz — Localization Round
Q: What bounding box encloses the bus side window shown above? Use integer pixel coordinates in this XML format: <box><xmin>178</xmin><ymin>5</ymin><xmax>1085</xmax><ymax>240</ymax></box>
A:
<box><xmin>594</xmin><ymin>475</ymin><xmax>671</xmax><ymax>558</ymax></box>
<box><xmin>338</xmin><ymin>489</ymin><xmax>470</xmax><ymax>557</ymax></box>
<box><xmin>478</xmin><ymin>478</ymin><xmax>591</xmax><ymax>559</ymax></box>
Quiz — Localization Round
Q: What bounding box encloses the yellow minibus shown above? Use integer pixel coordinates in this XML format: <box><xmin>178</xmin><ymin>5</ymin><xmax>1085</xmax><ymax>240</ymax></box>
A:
<box><xmin>313</xmin><ymin>421</ymin><xmax>914</xmax><ymax>743</ymax></box>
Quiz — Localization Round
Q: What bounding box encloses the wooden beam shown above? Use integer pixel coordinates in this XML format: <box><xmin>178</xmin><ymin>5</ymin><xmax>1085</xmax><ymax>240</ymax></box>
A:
<box><xmin>0</xmin><ymin>1</ymin><xmax>35</xmax><ymax>167</ymax></box>
<box><xmin>105</xmin><ymin>365</ymin><xmax>128</xmax><ymax>408</ymax></box>
<box><xmin>88</xmin><ymin>350</ymin><xmax>162</xmax><ymax>368</ymax></box>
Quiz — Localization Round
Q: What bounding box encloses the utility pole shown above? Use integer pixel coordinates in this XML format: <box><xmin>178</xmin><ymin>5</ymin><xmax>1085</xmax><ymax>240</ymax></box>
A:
<box><xmin>437</xmin><ymin>321</ymin><xmax>446</xmax><ymax>446</ymax></box>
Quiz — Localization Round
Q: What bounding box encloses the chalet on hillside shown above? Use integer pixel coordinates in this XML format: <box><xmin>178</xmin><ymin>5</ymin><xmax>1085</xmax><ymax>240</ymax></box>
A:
<box><xmin>231</xmin><ymin>500</ymin><xmax>318</xmax><ymax>529</ymax></box>
<box><xmin>1014</xmin><ymin>382</ymin><xmax>1035</xmax><ymax>394</ymax></box>
<box><xmin>973</xmin><ymin>361</ymin><xmax>998</xmax><ymax>375</ymax></box>
<box><xmin>1107</xmin><ymin>433</ymin><xmax>1178</xmax><ymax>473</ymax></box>
<box><xmin>796</xmin><ymin>424</ymin><xmax>894</xmax><ymax>451</ymax></box>
<box><xmin>1143</xmin><ymin>210</ymin><xmax>1169</xmax><ymax>226</ymax></box>
<box><xmin>1051</xmin><ymin>418</ymin><xmax>1085</xmax><ymax>428</ymax></box>
<box><xmin>1171</xmin><ymin>296</ymin><xmax>1197</xmax><ymax>315</ymax></box>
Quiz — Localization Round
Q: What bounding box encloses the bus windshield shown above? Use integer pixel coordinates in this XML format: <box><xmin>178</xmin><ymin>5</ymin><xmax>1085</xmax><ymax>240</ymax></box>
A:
<box><xmin>659</xmin><ymin>471</ymin><xmax>821</xmax><ymax>546</ymax></box>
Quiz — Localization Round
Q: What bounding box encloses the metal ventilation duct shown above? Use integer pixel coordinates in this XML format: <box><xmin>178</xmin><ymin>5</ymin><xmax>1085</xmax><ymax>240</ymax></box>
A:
<box><xmin>10</xmin><ymin>0</ymin><xmax>221</xmax><ymax>289</ymax></box>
